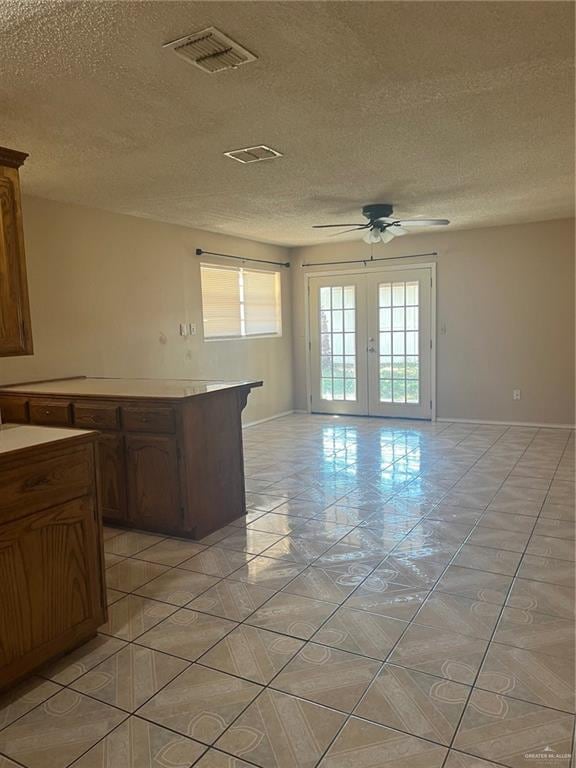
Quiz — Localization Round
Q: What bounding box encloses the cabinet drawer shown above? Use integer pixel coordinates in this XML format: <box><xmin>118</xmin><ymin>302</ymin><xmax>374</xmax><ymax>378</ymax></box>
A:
<box><xmin>74</xmin><ymin>403</ymin><xmax>120</xmax><ymax>430</ymax></box>
<box><xmin>122</xmin><ymin>406</ymin><xmax>175</xmax><ymax>433</ymax></box>
<box><xmin>0</xmin><ymin>445</ymin><xmax>93</xmax><ymax>524</ymax></box>
<box><xmin>0</xmin><ymin>398</ymin><xmax>29</xmax><ymax>424</ymax></box>
<box><xmin>29</xmin><ymin>401</ymin><xmax>71</xmax><ymax>426</ymax></box>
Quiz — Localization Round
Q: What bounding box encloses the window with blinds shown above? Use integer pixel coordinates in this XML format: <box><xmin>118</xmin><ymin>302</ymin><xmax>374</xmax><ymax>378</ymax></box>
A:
<box><xmin>200</xmin><ymin>264</ymin><xmax>282</xmax><ymax>339</ymax></box>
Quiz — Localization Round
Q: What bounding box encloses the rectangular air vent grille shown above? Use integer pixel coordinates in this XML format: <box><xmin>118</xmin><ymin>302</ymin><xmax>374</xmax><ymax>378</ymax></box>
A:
<box><xmin>163</xmin><ymin>27</ymin><xmax>257</xmax><ymax>73</ymax></box>
<box><xmin>224</xmin><ymin>145</ymin><xmax>283</xmax><ymax>164</ymax></box>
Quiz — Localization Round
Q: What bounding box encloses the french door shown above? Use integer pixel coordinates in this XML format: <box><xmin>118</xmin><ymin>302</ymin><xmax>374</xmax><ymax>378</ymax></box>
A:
<box><xmin>309</xmin><ymin>267</ymin><xmax>433</xmax><ymax>419</ymax></box>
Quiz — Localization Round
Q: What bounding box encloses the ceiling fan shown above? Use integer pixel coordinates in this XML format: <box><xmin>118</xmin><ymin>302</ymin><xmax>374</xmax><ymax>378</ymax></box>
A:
<box><xmin>313</xmin><ymin>204</ymin><xmax>450</xmax><ymax>244</ymax></box>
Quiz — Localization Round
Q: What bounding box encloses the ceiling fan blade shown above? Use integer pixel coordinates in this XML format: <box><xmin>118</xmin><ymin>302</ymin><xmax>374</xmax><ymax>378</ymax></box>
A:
<box><xmin>396</xmin><ymin>219</ymin><xmax>450</xmax><ymax>227</ymax></box>
<box><xmin>380</xmin><ymin>229</ymin><xmax>397</xmax><ymax>243</ymax></box>
<box><xmin>312</xmin><ymin>223</ymin><xmax>366</xmax><ymax>229</ymax></box>
<box><xmin>329</xmin><ymin>226</ymin><xmax>370</xmax><ymax>236</ymax></box>
<box><xmin>390</xmin><ymin>224</ymin><xmax>409</xmax><ymax>236</ymax></box>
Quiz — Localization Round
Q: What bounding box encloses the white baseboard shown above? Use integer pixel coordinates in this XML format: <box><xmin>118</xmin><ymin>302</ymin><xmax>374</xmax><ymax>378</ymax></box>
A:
<box><xmin>436</xmin><ymin>417</ymin><xmax>575</xmax><ymax>430</ymax></box>
<box><xmin>243</xmin><ymin>410</ymin><xmax>295</xmax><ymax>428</ymax></box>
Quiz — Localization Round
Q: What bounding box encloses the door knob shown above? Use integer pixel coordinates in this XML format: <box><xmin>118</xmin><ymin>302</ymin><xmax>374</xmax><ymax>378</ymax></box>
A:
<box><xmin>368</xmin><ymin>346</ymin><xmax>376</xmax><ymax>353</ymax></box>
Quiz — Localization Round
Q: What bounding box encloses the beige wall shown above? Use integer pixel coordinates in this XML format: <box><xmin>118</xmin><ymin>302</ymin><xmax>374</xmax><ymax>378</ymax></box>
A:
<box><xmin>290</xmin><ymin>218</ymin><xmax>575</xmax><ymax>426</ymax></box>
<box><xmin>0</xmin><ymin>196</ymin><xmax>293</xmax><ymax>424</ymax></box>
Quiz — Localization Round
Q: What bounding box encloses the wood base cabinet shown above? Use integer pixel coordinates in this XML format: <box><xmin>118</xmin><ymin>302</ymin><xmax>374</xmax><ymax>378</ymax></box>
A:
<box><xmin>0</xmin><ymin>377</ymin><xmax>262</xmax><ymax>539</ymax></box>
<box><xmin>0</xmin><ymin>430</ymin><xmax>106</xmax><ymax>691</ymax></box>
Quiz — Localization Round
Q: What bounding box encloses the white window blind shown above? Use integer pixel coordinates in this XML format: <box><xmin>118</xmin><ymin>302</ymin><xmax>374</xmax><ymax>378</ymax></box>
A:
<box><xmin>200</xmin><ymin>263</ymin><xmax>282</xmax><ymax>339</ymax></box>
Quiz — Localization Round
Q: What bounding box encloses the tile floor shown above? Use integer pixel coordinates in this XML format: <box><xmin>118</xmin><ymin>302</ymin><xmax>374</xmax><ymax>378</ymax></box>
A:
<box><xmin>0</xmin><ymin>414</ymin><xmax>574</xmax><ymax>768</ymax></box>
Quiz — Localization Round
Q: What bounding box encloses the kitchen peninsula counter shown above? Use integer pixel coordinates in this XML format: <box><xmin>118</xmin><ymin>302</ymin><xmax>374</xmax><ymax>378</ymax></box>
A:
<box><xmin>0</xmin><ymin>377</ymin><xmax>263</xmax><ymax>538</ymax></box>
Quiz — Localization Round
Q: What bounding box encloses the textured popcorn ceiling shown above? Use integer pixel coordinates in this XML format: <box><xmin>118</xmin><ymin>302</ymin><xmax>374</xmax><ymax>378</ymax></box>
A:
<box><xmin>0</xmin><ymin>1</ymin><xmax>573</xmax><ymax>245</ymax></box>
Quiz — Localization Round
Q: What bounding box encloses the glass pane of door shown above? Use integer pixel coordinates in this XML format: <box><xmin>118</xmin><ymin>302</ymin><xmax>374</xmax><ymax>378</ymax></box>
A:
<box><xmin>378</xmin><ymin>279</ymin><xmax>420</xmax><ymax>404</ymax></box>
<box><xmin>320</xmin><ymin>285</ymin><xmax>357</xmax><ymax>402</ymax></box>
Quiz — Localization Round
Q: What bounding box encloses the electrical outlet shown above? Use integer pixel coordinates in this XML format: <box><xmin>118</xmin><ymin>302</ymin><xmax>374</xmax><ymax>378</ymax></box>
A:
<box><xmin>189</xmin><ymin>323</ymin><xmax>197</xmax><ymax>336</ymax></box>
<box><xmin>513</xmin><ymin>389</ymin><xmax>521</xmax><ymax>400</ymax></box>
<box><xmin>179</xmin><ymin>323</ymin><xmax>188</xmax><ymax>337</ymax></box>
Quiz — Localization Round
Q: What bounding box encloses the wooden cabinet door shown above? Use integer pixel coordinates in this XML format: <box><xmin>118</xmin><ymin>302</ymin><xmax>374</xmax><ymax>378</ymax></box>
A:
<box><xmin>98</xmin><ymin>433</ymin><xmax>127</xmax><ymax>523</ymax></box>
<box><xmin>125</xmin><ymin>435</ymin><xmax>181</xmax><ymax>531</ymax></box>
<box><xmin>0</xmin><ymin>150</ymin><xmax>33</xmax><ymax>357</ymax></box>
<box><xmin>0</xmin><ymin>496</ymin><xmax>101</xmax><ymax>673</ymax></box>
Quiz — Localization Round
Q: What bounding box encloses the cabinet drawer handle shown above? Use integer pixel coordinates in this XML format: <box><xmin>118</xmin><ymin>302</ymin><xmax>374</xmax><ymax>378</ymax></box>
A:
<box><xmin>24</xmin><ymin>475</ymin><xmax>50</xmax><ymax>490</ymax></box>
<box><xmin>43</xmin><ymin>409</ymin><xmax>53</xmax><ymax>415</ymax></box>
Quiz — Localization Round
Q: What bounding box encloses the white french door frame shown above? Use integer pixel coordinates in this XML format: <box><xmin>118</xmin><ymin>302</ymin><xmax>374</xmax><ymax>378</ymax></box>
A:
<box><xmin>304</xmin><ymin>262</ymin><xmax>437</xmax><ymax>420</ymax></box>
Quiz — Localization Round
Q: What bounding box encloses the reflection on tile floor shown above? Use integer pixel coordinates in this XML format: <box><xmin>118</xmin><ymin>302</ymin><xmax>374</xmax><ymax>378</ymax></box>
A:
<box><xmin>1</xmin><ymin>414</ymin><xmax>574</xmax><ymax>767</ymax></box>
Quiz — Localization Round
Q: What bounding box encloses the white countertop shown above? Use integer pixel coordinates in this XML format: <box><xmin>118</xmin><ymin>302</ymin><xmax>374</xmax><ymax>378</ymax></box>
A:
<box><xmin>0</xmin><ymin>424</ymin><xmax>94</xmax><ymax>456</ymax></box>
<box><xmin>0</xmin><ymin>377</ymin><xmax>263</xmax><ymax>400</ymax></box>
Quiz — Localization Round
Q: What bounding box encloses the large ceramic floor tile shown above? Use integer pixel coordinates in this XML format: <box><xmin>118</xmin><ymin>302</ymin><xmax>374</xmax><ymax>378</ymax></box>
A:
<box><xmin>272</xmin><ymin>643</ymin><xmax>380</xmax><ymax>711</ymax></box>
<box><xmin>281</xmin><ymin>565</ymin><xmax>364</xmax><ymax>603</ymax></box>
<box><xmin>533</xmin><ymin>518</ymin><xmax>575</xmax><ymax>540</ymax></box>
<box><xmin>218</xmin><ymin>530</ymin><xmax>285</xmax><ymax>555</ymax></box>
<box><xmin>516</xmin><ymin>555</ymin><xmax>575</xmax><ymax>586</ymax></box>
<box><xmin>246</xmin><ymin>512</ymin><xmax>306</xmax><ymax>535</ymax></box>
<box><xmin>318</xmin><ymin>716</ymin><xmax>447</xmax><ymax>767</ymax></box>
<box><xmin>355</xmin><ymin>663</ymin><xmax>470</xmax><ymax>745</ymax></box>
<box><xmin>263</xmin><ymin>536</ymin><xmax>334</xmax><ymax>564</ymax></box>
<box><xmin>476</xmin><ymin>512</ymin><xmax>536</xmax><ymax>534</ymax></box>
<box><xmin>389</xmin><ymin>623</ymin><xmax>488</xmax><ymax>684</ymax></box>
<box><xmin>70</xmin><ymin>716</ymin><xmax>206</xmax><ymax>767</ymax></box>
<box><xmin>0</xmin><ymin>677</ymin><xmax>61</xmax><ymax>730</ymax></box>
<box><xmin>99</xmin><ymin>595</ymin><xmax>177</xmax><ymax>641</ymax></box>
<box><xmin>188</xmin><ymin>578</ymin><xmax>276</xmax><ymax>621</ymax></box>
<box><xmin>526</xmin><ymin>536</ymin><xmax>575</xmax><ymax>562</ymax></box>
<box><xmin>414</xmin><ymin>592</ymin><xmax>501</xmax><ymax>640</ymax></box>
<box><xmin>506</xmin><ymin>578</ymin><xmax>575</xmax><ymax>618</ymax></box>
<box><xmin>493</xmin><ymin>607</ymin><xmax>575</xmax><ymax>659</ymax></box>
<box><xmin>180</xmin><ymin>547</ymin><xmax>255</xmax><ymax>577</ymax></box>
<box><xmin>312</xmin><ymin>606</ymin><xmax>407</xmax><ymax>660</ymax></box>
<box><xmin>453</xmin><ymin>689</ymin><xmax>574</xmax><ymax>768</ymax></box>
<box><xmin>247</xmin><ymin>593</ymin><xmax>337</xmax><ymax>639</ymax></box>
<box><xmin>451</xmin><ymin>545</ymin><xmax>521</xmax><ymax>576</ymax></box>
<box><xmin>103</xmin><ymin>531</ymin><xmax>165</xmax><ymax>557</ymax></box>
<box><xmin>465</xmin><ymin>527</ymin><xmax>531</xmax><ymax>553</ymax></box>
<box><xmin>230</xmin><ymin>555</ymin><xmax>306</xmax><ymax>588</ymax></box>
<box><xmin>477</xmin><ymin>643</ymin><xmax>575</xmax><ymax>712</ymax></box>
<box><xmin>138</xmin><ymin>664</ymin><xmax>261</xmax><ymax>744</ymax></box>
<box><xmin>245</xmin><ymin>493</ymin><xmax>287</xmax><ymax>512</ymax></box>
<box><xmin>193</xmin><ymin>750</ymin><xmax>254</xmax><ymax>767</ymax></box>
<box><xmin>434</xmin><ymin>566</ymin><xmax>512</xmax><ymax>605</ymax></box>
<box><xmin>375</xmin><ymin>554</ymin><xmax>446</xmax><ymax>587</ymax></box>
<box><xmin>71</xmin><ymin>645</ymin><xmax>189</xmax><ymax>712</ymax></box>
<box><xmin>199</xmin><ymin>625</ymin><xmax>303</xmax><ymax>684</ymax></box>
<box><xmin>215</xmin><ymin>689</ymin><xmax>345</xmax><ymax>768</ymax></box>
<box><xmin>136</xmin><ymin>609</ymin><xmax>237</xmax><ymax>661</ymax></box>
<box><xmin>105</xmin><ymin>559</ymin><xmax>169</xmax><ymax>592</ymax></box>
<box><xmin>444</xmin><ymin>751</ymin><xmax>515</xmax><ymax>767</ymax></box>
<box><xmin>0</xmin><ymin>689</ymin><xmax>126</xmax><ymax>768</ymax></box>
<box><xmin>134</xmin><ymin>569</ymin><xmax>220</xmax><ymax>606</ymax></box>
<box><xmin>344</xmin><ymin>577</ymin><xmax>429</xmax><ymax>619</ymax></box>
<box><xmin>132</xmin><ymin>537</ymin><xmax>206</xmax><ymax>566</ymax></box>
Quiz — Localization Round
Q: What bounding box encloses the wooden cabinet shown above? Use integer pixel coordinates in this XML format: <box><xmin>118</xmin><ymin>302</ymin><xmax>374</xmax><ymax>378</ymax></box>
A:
<box><xmin>0</xmin><ymin>377</ymin><xmax>262</xmax><ymax>539</ymax></box>
<box><xmin>0</xmin><ymin>429</ymin><xmax>106</xmax><ymax>691</ymax></box>
<box><xmin>126</xmin><ymin>435</ymin><xmax>181</xmax><ymax>531</ymax></box>
<box><xmin>0</xmin><ymin>146</ymin><xmax>33</xmax><ymax>357</ymax></box>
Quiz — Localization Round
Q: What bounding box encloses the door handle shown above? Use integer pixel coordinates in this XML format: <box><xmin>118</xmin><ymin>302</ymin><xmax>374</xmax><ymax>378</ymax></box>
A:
<box><xmin>368</xmin><ymin>346</ymin><xmax>376</xmax><ymax>353</ymax></box>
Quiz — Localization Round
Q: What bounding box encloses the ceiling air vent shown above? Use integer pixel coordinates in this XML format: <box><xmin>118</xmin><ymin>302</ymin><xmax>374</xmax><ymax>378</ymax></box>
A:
<box><xmin>163</xmin><ymin>27</ymin><xmax>257</xmax><ymax>73</ymax></box>
<box><xmin>224</xmin><ymin>145</ymin><xmax>283</xmax><ymax>164</ymax></box>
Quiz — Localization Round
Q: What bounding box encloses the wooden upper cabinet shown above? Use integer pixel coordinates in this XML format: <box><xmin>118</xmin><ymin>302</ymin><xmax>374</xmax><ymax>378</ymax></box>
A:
<box><xmin>0</xmin><ymin>146</ymin><xmax>33</xmax><ymax>356</ymax></box>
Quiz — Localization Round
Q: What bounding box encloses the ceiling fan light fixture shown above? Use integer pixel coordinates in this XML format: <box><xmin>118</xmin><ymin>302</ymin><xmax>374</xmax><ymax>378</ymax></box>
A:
<box><xmin>363</xmin><ymin>228</ymin><xmax>382</xmax><ymax>244</ymax></box>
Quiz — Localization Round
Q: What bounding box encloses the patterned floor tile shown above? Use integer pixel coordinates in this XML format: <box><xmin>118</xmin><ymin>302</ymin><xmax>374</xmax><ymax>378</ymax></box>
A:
<box><xmin>188</xmin><ymin>579</ymin><xmax>277</xmax><ymax>621</ymax></box>
<box><xmin>40</xmin><ymin>635</ymin><xmax>127</xmax><ymax>685</ymax></box>
<box><xmin>199</xmin><ymin>625</ymin><xmax>303</xmax><ymax>684</ymax></box>
<box><xmin>136</xmin><ymin>609</ymin><xmax>237</xmax><ymax>661</ymax></box>
<box><xmin>444</xmin><ymin>750</ymin><xmax>515</xmax><ymax>767</ymax></box>
<box><xmin>70</xmin><ymin>716</ymin><xmax>206</xmax><ymax>767</ymax></box>
<box><xmin>312</xmin><ymin>607</ymin><xmax>407</xmax><ymax>660</ymax></box>
<box><xmin>138</xmin><ymin>665</ymin><xmax>261</xmax><ymax>744</ymax></box>
<box><xmin>230</xmin><ymin>555</ymin><xmax>306</xmax><ymax>589</ymax></box>
<box><xmin>103</xmin><ymin>531</ymin><xmax>165</xmax><ymax>557</ymax></box>
<box><xmin>218</xmin><ymin>529</ymin><xmax>285</xmax><ymax>555</ymax></box>
<box><xmin>193</xmin><ymin>750</ymin><xmax>254</xmax><ymax>767</ymax></box>
<box><xmin>106</xmin><ymin>588</ymin><xmax>126</xmax><ymax>606</ymax></box>
<box><xmin>131</xmin><ymin>537</ymin><xmax>206</xmax><ymax>566</ymax></box>
<box><xmin>281</xmin><ymin>565</ymin><xmax>364</xmax><ymax>603</ymax></box>
<box><xmin>493</xmin><ymin>607</ymin><xmax>575</xmax><ymax>659</ymax></box>
<box><xmin>247</xmin><ymin>593</ymin><xmax>337</xmax><ymax>639</ymax></box>
<box><xmin>246</xmin><ymin>512</ymin><xmax>306</xmax><ymax>535</ymax></box>
<box><xmin>355</xmin><ymin>663</ymin><xmax>470</xmax><ymax>745</ymax></box>
<box><xmin>465</xmin><ymin>527</ymin><xmax>531</xmax><ymax>553</ymax></box>
<box><xmin>451</xmin><ymin>545</ymin><xmax>522</xmax><ymax>576</ymax></box>
<box><xmin>477</xmin><ymin>511</ymin><xmax>536</xmax><ymax>534</ymax></box>
<box><xmin>0</xmin><ymin>689</ymin><xmax>126</xmax><ymax>768</ymax></box>
<box><xmin>516</xmin><ymin>555</ymin><xmax>575</xmax><ymax>586</ymax></box>
<box><xmin>0</xmin><ymin>677</ymin><xmax>61</xmax><ymax>730</ymax></box>
<box><xmin>318</xmin><ymin>716</ymin><xmax>447</xmax><ymax>767</ymax></box>
<box><xmin>263</xmin><ymin>536</ymin><xmax>334</xmax><ymax>564</ymax></box>
<box><xmin>105</xmin><ymin>559</ymin><xmax>169</xmax><ymax>592</ymax></box>
<box><xmin>389</xmin><ymin>623</ymin><xmax>488</xmax><ymax>684</ymax></box>
<box><xmin>434</xmin><ymin>566</ymin><xmax>512</xmax><ymax>605</ymax></box>
<box><xmin>526</xmin><ymin>536</ymin><xmax>575</xmax><ymax>562</ymax></box>
<box><xmin>506</xmin><ymin>578</ymin><xmax>575</xmax><ymax>618</ymax></box>
<box><xmin>134</xmin><ymin>569</ymin><xmax>220</xmax><ymax>605</ymax></box>
<box><xmin>344</xmin><ymin>577</ymin><xmax>429</xmax><ymax>619</ymax></box>
<box><xmin>453</xmin><ymin>689</ymin><xmax>574</xmax><ymax>768</ymax></box>
<box><xmin>215</xmin><ymin>689</ymin><xmax>345</xmax><ymax>768</ymax></box>
<box><xmin>375</xmin><ymin>554</ymin><xmax>446</xmax><ymax>587</ymax></box>
<box><xmin>272</xmin><ymin>642</ymin><xmax>380</xmax><ymax>711</ymax></box>
<box><xmin>71</xmin><ymin>645</ymin><xmax>188</xmax><ymax>711</ymax></box>
<box><xmin>99</xmin><ymin>595</ymin><xmax>176</xmax><ymax>641</ymax></box>
<box><xmin>414</xmin><ymin>592</ymin><xmax>501</xmax><ymax>640</ymax></box>
<box><xmin>477</xmin><ymin>642</ymin><xmax>575</xmax><ymax>712</ymax></box>
<box><xmin>180</xmin><ymin>547</ymin><xmax>255</xmax><ymax>578</ymax></box>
